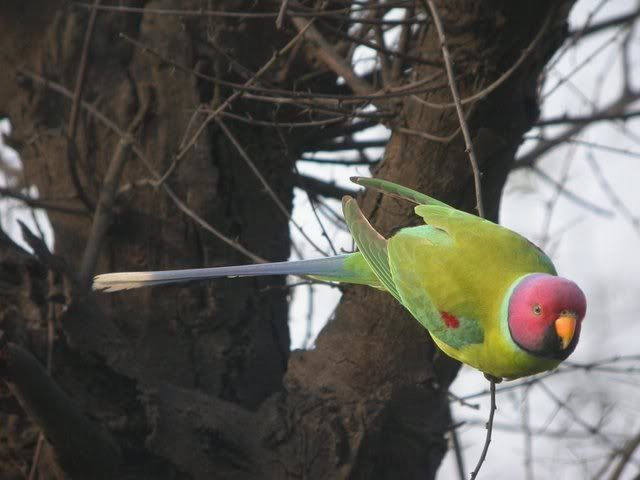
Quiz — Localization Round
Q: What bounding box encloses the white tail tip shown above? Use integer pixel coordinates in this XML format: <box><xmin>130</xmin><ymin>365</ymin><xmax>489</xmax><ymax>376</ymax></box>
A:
<box><xmin>92</xmin><ymin>272</ymin><xmax>164</xmax><ymax>292</ymax></box>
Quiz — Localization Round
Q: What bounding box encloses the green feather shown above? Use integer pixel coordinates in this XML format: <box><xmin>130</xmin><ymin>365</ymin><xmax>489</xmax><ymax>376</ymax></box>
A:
<box><xmin>341</xmin><ymin>196</ymin><xmax>402</xmax><ymax>302</ymax></box>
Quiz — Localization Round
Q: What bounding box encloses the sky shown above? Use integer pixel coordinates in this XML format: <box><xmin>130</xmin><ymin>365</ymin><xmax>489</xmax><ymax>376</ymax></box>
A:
<box><xmin>1</xmin><ymin>1</ymin><xmax>639</xmax><ymax>478</ymax></box>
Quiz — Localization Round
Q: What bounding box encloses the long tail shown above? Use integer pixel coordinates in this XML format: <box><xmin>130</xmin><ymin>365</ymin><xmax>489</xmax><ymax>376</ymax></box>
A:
<box><xmin>93</xmin><ymin>253</ymin><xmax>380</xmax><ymax>292</ymax></box>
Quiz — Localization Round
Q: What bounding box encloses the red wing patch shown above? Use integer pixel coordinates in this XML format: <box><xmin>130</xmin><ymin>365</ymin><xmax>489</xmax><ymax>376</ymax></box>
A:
<box><xmin>441</xmin><ymin>311</ymin><xmax>460</xmax><ymax>329</ymax></box>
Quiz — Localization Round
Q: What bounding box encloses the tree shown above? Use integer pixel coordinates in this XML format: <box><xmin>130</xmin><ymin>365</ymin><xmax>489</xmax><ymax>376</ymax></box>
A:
<box><xmin>0</xmin><ymin>1</ymin><xmax>636</xmax><ymax>479</ymax></box>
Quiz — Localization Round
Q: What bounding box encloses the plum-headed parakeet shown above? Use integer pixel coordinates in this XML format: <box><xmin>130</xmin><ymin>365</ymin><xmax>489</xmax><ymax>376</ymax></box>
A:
<box><xmin>94</xmin><ymin>177</ymin><xmax>586</xmax><ymax>380</ymax></box>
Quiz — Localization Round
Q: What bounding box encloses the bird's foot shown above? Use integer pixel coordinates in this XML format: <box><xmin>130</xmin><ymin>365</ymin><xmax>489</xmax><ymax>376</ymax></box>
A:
<box><xmin>483</xmin><ymin>373</ymin><xmax>503</xmax><ymax>384</ymax></box>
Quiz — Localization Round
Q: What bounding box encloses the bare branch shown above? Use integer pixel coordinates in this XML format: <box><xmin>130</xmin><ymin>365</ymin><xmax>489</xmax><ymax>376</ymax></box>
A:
<box><xmin>529</xmin><ymin>166</ymin><xmax>614</xmax><ymax>217</ymax></box>
<box><xmin>470</xmin><ymin>378</ymin><xmax>497</xmax><ymax>479</ymax></box>
<box><xmin>585</xmin><ymin>152</ymin><xmax>640</xmax><ymax>236</ymax></box>
<box><xmin>290</xmin><ymin>16</ymin><xmax>376</xmax><ymax>96</ymax></box>
<box><xmin>536</xmin><ymin>109</ymin><xmax>640</xmax><ymax>126</ymax></box>
<box><xmin>425</xmin><ymin>0</ymin><xmax>484</xmax><ymax>217</ymax></box>
<box><xmin>514</xmin><ymin>90</ymin><xmax>640</xmax><ymax>169</ymax></box>
<box><xmin>412</xmin><ymin>10</ymin><xmax>552</xmax><ymax>110</ymax></box>
<box><xmin>78</xmin><ymin>88</ymin><xmax>150</xmax><ymax>286</ymax></box>
<box><xmin>396</xmin><ymin>124</ymin><xmax>460</xmax><ymax>143</ymax></box>
<box><xmin>294</xmin><ymin>174</ymin><xmax>357</xmax><ymax>200</ymax></box>
<box><xmin>299</xmin><ymin>155</ymin><xmax>377</xmax><ymax>165</ymax></box>
<box><xmin>18</xmin><ymin>221</ymin><xmax>67</xmax><ymax>273</ymax></box>
<box><xmin>607</xmin><ymin>431</ymin><xmax>640</xmax><ymax>480</ymax></box>
<box><xmin>0</xmin><ymin>340</ymin><xmax>122</xmax><ymax>479</ymax></box>
<box><xmin>276</xmin><ymin>0</ymin><xmax>289</xmax><ymax>29</ymax></box>
<box><xmin>392</xmin><ymin>4</ymin><xmax>416</xmax><ymax>81</ymax></box>
<box><xmin>75</xmin><ymin>1</ymin><xmax>422</xmax><ymax>23</ymax></box>
<box><xmin>122</xmin><ymin>23</ymin><xmax>311</xmax><ymax>187</ymax></box>
<box><xmin>216</xmin><ymin>118</ymin><xmax>329</xmax><ymax>256</ymax></box>
<box><xmin>66</xmin><ymin>0</ymin><xmax>101</xmax><ymax>212</ymax></box>
<box><xmin>571</xmin><ymin>7</ymin><xmax>640</xmax><ymax>38</ymax></box>
<box><xmin>17</xmin><ymin>68</ymin><xmax>267</xmax><ymax>264</ymax></box>
<box><xmin>0</xmin><ymin>187</ymin><xmax>86</xmax><ymax>215</ymax></box>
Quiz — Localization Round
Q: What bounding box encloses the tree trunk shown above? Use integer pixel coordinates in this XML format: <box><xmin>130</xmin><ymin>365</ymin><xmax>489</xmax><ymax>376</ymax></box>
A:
<box><xmin>0</xmin><ymin>1</ymin><xmax>574</xmax><ymax>478</ymax></box>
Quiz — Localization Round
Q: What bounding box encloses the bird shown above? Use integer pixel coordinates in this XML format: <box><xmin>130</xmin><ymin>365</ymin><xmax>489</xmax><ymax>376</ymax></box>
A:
<box><xmin>93</xmin><ymin>177</ymin><xmax>586</xmax><ymax>380</ymax></box>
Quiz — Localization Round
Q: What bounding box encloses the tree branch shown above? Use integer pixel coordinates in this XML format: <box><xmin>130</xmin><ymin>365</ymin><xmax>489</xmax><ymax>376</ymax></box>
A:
<box><xmin>66</xmin><ymin>0</ymin><xmax>101</xmax><ymax>212</ymax></box>
<box><xmin>0</xmin><ymin>339</ymin><xmax>122</xmax><ymax>479</ymax></box>
<box><xmin>290</xmin><ymin>16</ymin><xmax>376</xmax><ymax>96</ymax></box>
<box><xmin>425</xmin><ymin>0</ymin><xmax>484</xmax><ymax>217</ymax></box>
<box><xmin>571</xmin><ymin>8</ymin><xmax>640</xmax><ymax>38</ymax></box>
<box><xmin>514</xmin><ymin>90</ymin><xmax>640</xmax><ymax>169</ymax></box>
<box><xmin>294</xmin><ymin>174</ymin><xmax>357</xmax><ymax>200</ymax></box>
<box><xmin>78</xmin><ymin>88</ymin><xmax>150</xmax><ymax>286</ymax></box>
<box><xmin>0</xmin><ymin>186</ymin><xmax>86</xmax><ymax>215</ymax></box>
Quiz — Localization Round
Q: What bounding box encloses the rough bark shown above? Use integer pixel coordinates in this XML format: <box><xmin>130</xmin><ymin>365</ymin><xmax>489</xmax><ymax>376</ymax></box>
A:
<box><xmin>0</xmin><ymin>1</ymin><xmax>574</xmax><ymax>479</ymax></box>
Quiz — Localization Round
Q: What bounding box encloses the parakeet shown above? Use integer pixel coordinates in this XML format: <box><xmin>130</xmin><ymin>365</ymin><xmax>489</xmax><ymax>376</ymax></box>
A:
<box><xmin>93</xmin><ymin>177</ymin><xmax>586</xmax><ymax>380</ymax></box>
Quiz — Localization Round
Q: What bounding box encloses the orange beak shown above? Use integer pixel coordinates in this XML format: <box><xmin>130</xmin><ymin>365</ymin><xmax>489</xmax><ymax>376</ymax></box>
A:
<box><xmin>555</xmin><ymin>314</ymin><xmax>577</xmax><ymax>350</ymax></box>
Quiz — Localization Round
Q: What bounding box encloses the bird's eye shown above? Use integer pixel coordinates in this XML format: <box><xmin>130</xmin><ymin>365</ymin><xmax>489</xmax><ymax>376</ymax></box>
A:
<box><xmin>532</xmin><ymin>304</ymin><xmax>542</xmax><ymax>315</ymax></box>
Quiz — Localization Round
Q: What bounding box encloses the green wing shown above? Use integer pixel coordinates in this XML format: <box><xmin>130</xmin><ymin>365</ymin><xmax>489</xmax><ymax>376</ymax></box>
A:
<box><xmin>387</xmin><ymin>226</ymin><xmax>485</xmax><ymax>349</ymax></box>
<box><xmin>346</xmin><ymin>178</ymin><xmax>484</xmax><ymax>349</ymax></box>
<box><xmin>341</xmin><ymin>196</ymin><xmax>402</xmax><ymax>302</ymax></box>
<box><xmin>351</xmin><ymin>177</ymin><xmax>449</xmax><ymax>207</ymax></box>
<box><xmin>414</xmin><ymin>204</ymin><xmax>557</xmax><ymax>276</ymax></box>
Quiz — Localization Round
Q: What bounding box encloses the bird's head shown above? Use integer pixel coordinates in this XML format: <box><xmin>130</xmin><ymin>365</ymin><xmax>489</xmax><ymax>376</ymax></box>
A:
<box><xmin>507</xmin><ymin>273</ymin><xmax>586</xmax><ymax>360</ymax></box>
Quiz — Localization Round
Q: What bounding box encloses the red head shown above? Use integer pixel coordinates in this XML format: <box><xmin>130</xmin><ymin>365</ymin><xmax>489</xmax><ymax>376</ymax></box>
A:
<box><xmin>508</xmin><ymin>274</ymin><xmax>586</xmax><ymax>360</ymax></box>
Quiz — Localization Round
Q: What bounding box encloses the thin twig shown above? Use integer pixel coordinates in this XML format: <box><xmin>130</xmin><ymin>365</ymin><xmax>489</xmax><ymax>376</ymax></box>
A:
<box><xmin>451</xmin><ymin>420</ymin><xmax>467</xmax><ymax>480</ymax></box>
<box><xmin>28</xmin><ymin>270</ymin><xmax>58</xmax><ymax>480</ymax></box>
<box><xmin>448</xmin><ymin>391</ymin><xmax>480</xmax><ymax>410</ymax></box>
<box><xmin>528</xmin><ymin>166</ymin><xmax>613</xmax><ymax>217</ymax></box>
<box><xmin>66</xmin><ymin>0</ymin><xmax>101</xmax><ymax>212</ymax></box>
<box><xmin>425</xmin><ymin>0</ymin><xmax>484</xmax><ymax>217</ymax></box>
<box><xmin>470</xmin><ymin>379</ymin><xmax>497</xmax><ymax>479</ymax></box>
<box><xmin>392</xmin><ymin>5</ymin><xmax>416</xmax><ymax>81</ymax></box>
<box><xmin>75</xmin><ymin>1</ymin><xmax>422</xmax><ymax>22</ymax></box>
<box><xmin>293</xmin><ymin>174</ymin><xmax>357</xmax><ymax>200</ymax></box>
<box><xmin>0</xmin><ymin>187</ymin><xmax>87</xmax><ymax>215</ymax></box>
<box><xmin>537</xmin><ymin>381</ymin><xmax>613</xmax><ymax>446</ymax></box>
<box><xmin>78</xmin><ymin>89</ymin><xmax>149</xmax><ymax>286</ymax></box>
<box><xmin>374</xmin><ymin>5</ymin><xmax>393</xmax><ymax>87</ymax></box>
<box><xmin>292</xmin><ymin>165</ymin><xmax>338</xmax><ymax>256</ymax></box>
<box><xmin>302</xmin><ymin>283</ymin><xmax>315</xmax><ymax>349</ymax></box>
<box><xmin>215</xmin><ymin>118</ymin><xmax>329</xmax><ymax>257</ymax></box>
<box><xmin>68</xmin><ymin>0</ymin><xmax>101</xmax><ymax>140</ymax></box>
<box><xmin>536</xmin><ymin>109</ymin><xmax>640</xmax><ymax>126</ymax></box>
<box><xmin>17</xmin><ymin>68</ymin><xmax>267</xmax><ymax>264</ymax></box>
<box><xmin>122</xmin><ymin>22</ymin><xmax>311</xmax><ymax>186</ymax></box>
<box><xmin>412</xmin><ymin>10</ymin><xmax>552</xmax><ymax>110</ymax></box>
<box><xmin>514</xmin><ymin>90</ymin><xmax>640</xmax><ymax>168</ymax></box>
<box><xmin>317</xmin><ymin>16</ymin><xmax>441</xmax><ymax>67</ymax></box>
<box><xmin>276</xmin><ymin>0</ymin><xmax>290</xmax><ymax>29</ymax></box>
<box><xmin>607</xmin><ymin>431</ymin><xmax>640</xmax><ymax>480</ymax></box>
<box><xmin>111</xmin><ymin>35</ymin><xmax>445</xmax><ymax>104</ymax></box>
<box><xmin>545</xmin><ymin>0</ymin><xmax>612</xmax><ymax>76</ymax></box>
<box><xmin>290</xmin><ymin>16</ymin><xmax>376</xmax><ymax>96</ymax></box>
<box><xmin>574</xmin><ymin>7</ymin><xmax>640</xmax><ymax>38</ymax></box>
<box><xmin>217</xmin><ymin>110</ymin><xmax>353</xmax><ymax>128</ymax></box>
<box><xmin>397</xmin><ymin>125</ymin><xmax>460</xmax><ymax>143</ymax></box>
<box><xmin>298</xmin><ymin>156</ymin><xmax>377</xmax><ymax>165</ymax></box>
<box><xmin>585</xmin><ymin>152</ymin><xmax>640</xmax><ymax>235</ymax></box>
<box><xmin>521</xmin><ymin>385</ymin><xmax>534</xmax><ymax>480</ymax></box>
<box><xmin>543</xmin><ymin>28</ymin><xmax>627</xmax><ymax>100</ymax></box>
<box><xmin>538</xmin><ymin>152</ymin><xmax>575</xmax><ymax>249</ymax></box>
